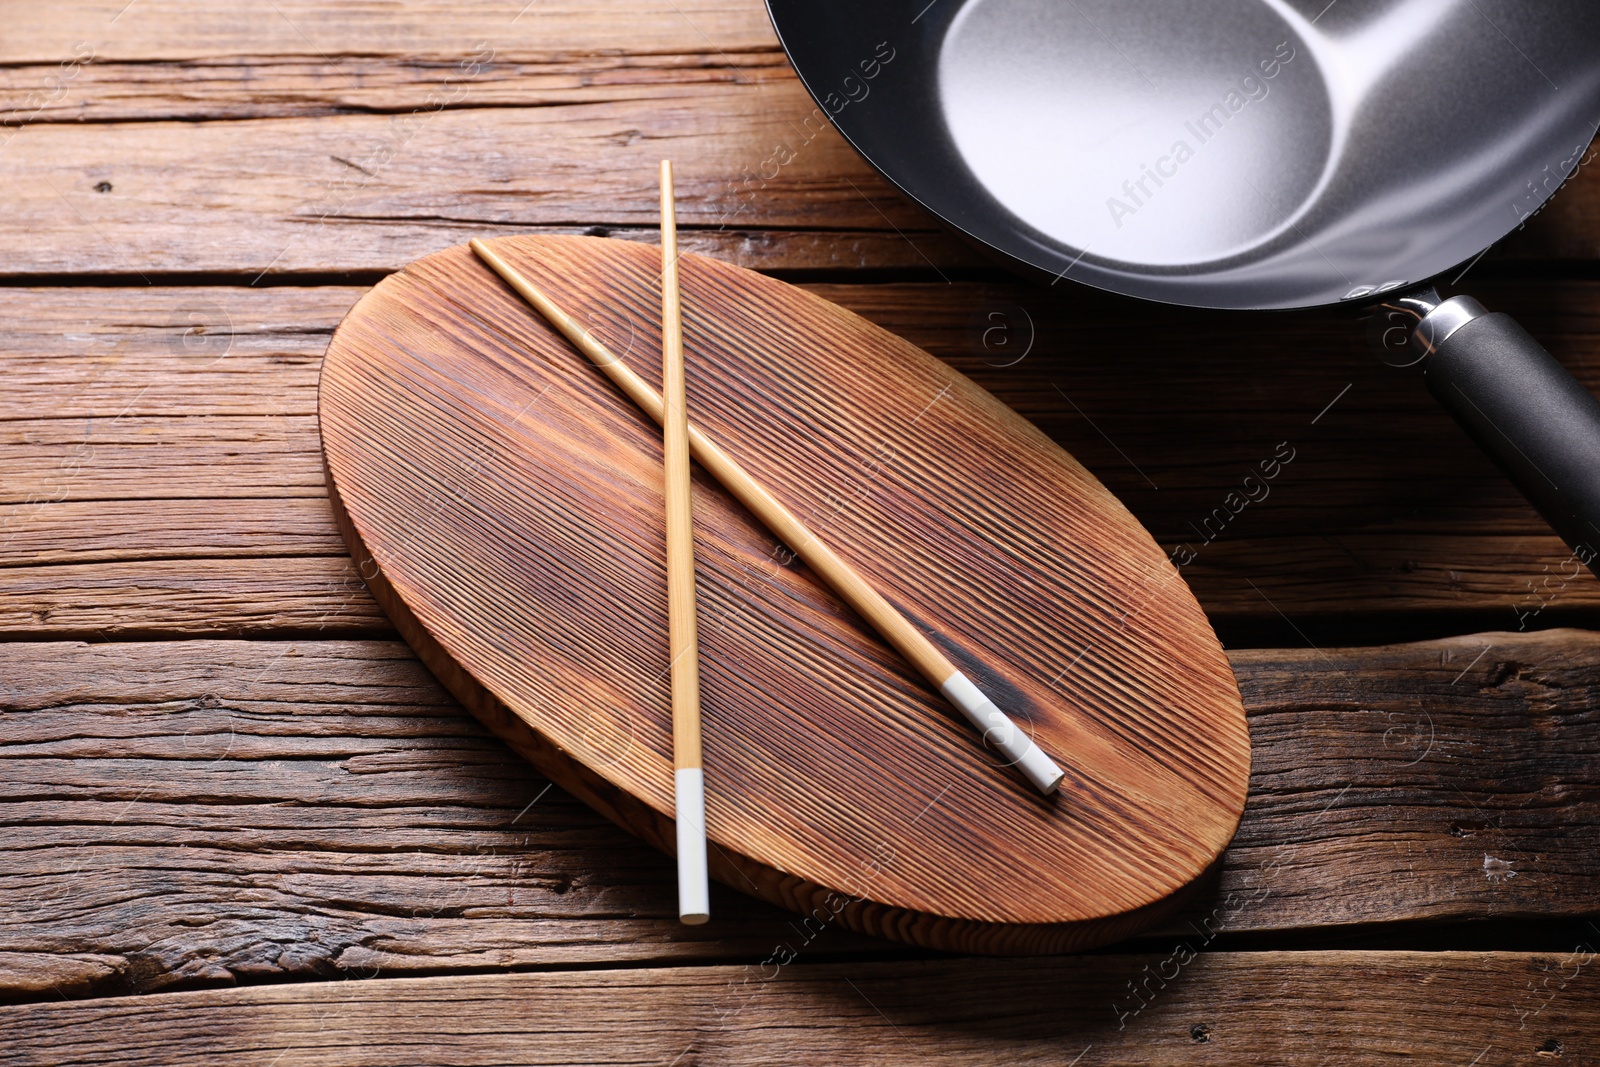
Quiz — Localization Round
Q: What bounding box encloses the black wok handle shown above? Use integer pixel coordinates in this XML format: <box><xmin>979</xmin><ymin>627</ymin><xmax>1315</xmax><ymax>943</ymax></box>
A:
<box><xmin>1416</xmin><ymin>296</ymin><xmax>1600</xmax><ymax>576</ymax></box>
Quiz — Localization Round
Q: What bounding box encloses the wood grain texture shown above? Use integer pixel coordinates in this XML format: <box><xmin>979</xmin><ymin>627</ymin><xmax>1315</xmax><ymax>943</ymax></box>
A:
<box><xmin>9</xmin><ymin>283</ymin><xmax>1600</xmax><ymax>641</ymax></box>
<box><xmin>2</xmin><ymin>631</ymin><xmax>1599</xmax><ymax>1000</ymax></box>
<box><xmin>0</xmin><ymin>0</ymin><xmax>780</xmax><ymax>63</ymax></box>
<box><xmin>0</xmin><ymin>79</ymin><xmax>964</xmax><ymax>278</ymax></box>
<box><xmin>0</xmin><ymin>0</ymin><xmax>1593</xmax><ymax>1053</ymax></box>
<box><xmin>0</xmin><ymin>639</ymin><xmax>883</xmax><ymax>1001</ymax></box>
<box><xmin>0</xmin><ymin>556</ymin><xmax>388</xmax><ymax>639</ymax></box>
<box><xmin>0</xmin><ymin>52</ymin><xmax>795</xmax><ymax>124</ymax></box>
<box><xmin>1</xmin><ymin>952</ymin><xmax>1595</xmax><ymax>1066</ymax></box>
<box><xmin>319</xmin><ymin>236</ymin><xmax>1250</xmax><ymax>953</ymax></box>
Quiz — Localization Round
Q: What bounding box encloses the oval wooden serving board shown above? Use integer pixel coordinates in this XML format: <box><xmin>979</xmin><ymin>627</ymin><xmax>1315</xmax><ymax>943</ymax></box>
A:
<box><xmin>319</xmin><ymin>235</ymin><xmax>1249</xmax><ymax>954</ymax></box>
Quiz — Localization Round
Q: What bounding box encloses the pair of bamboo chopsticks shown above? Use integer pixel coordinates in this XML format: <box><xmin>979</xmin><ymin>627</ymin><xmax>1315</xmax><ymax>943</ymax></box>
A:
<box><xmin>469</xmin><ymin>161</ymin><xmax>1066</xmax><ymax>918</ymax></box>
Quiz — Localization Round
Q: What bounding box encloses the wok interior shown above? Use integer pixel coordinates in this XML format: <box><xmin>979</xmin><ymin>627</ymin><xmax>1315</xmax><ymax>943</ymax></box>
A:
<box><xmin>940</xmin><ymin>0</ymin><xmax>1332</xmax><ymax>270</ymax></box>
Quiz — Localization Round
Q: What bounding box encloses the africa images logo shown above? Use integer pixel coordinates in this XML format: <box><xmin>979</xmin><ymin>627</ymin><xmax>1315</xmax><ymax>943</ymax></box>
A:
<box><xmin>1106</xmin><ymin>41</ymin><xmax>1298</xmax><ymax>229</ymax></box>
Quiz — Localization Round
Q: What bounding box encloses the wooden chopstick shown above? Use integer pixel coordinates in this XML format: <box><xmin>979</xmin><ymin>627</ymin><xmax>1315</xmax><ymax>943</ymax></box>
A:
<box><xmin>467</xmin><ymin>235</ymin><xmax>1066</xmax><ymax>796</ymax></box>
<box><xmin>659</xmin><ymin>161</ymin><xmax>709</xmax><ymax>925</ymax></box>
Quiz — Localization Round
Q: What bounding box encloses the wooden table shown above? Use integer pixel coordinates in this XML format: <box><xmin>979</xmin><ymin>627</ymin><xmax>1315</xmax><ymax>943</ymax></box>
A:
<box><xmin>2</xmin><ymin>3</ymin><xmax>1598</xmax><ymax>1063</ymax></box>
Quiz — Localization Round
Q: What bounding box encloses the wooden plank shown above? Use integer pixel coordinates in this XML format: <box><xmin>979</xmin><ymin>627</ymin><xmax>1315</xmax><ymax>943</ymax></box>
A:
<box><xmin>1226</xmin><ymin>631</ymin><xmax>1600</xmax><ymax>931</ymax></box>
<box><xmin>6</xmin><ymin>282</ymin><xmax>1600</xmax><ymax>638</ymax></box>
<box><xmin>0</xmin><ymin>53</ymin><xmax>797</xmax><ymax>124</ymax></box>
<box><xmin>0</xmin><ymin>1</ymin><xmax>780</xmax><ymax>64</ymax></box>
<box><xmin>0</xmin><ymin>952</ymin><xmax>1594</xmax><ymax>1065</ymax></box>
<box><xmin>0</xmin><ymin>79</ymin><xmax>969</xmax><ymax>277</ymax></box>
<box><xmin>2</xmin><ymin>415</ymin><xmax>324</xmax><ymax>501</ymax></box>
<box><xmin>2</xmin><ymin>630</ymin><xmax>1597</xmax><ymax>998</ymax></box>
<box><xmin>0</xmin><ymin>498</ymin><xmax>342</xmax><ymax>566</ymax></box>
<box><xmin>0</xmin><ymin>557</ymin><xmax>388</xmax><ymax>638</ymax></box>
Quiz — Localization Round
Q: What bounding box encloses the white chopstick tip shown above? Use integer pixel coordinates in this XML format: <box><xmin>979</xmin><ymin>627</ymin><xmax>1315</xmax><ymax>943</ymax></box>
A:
<box><xmin>1016</xmin><ymin>742</ymin><xmax>1066</xmax><ymax>795</ymax></box>
<box><xmin>675</xmin><ymin>766</ymin><xmax>710</xmax><ymax>924</ymax></box>
<box><xmin>939</xmin><ymin>672</ymin><xmax>1065</xmax><ymax>795</ymax></box>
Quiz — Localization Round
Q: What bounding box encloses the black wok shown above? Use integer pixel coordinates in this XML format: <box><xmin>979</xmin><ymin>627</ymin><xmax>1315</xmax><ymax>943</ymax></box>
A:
<box><xmin>767</xmin><ymin>0</ymin><xmax>1600</xmax><ymax>573</ymax></box>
